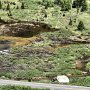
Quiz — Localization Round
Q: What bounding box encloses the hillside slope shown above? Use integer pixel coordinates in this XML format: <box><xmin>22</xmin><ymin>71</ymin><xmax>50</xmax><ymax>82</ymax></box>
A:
<box><xmin>0</xmin><ymin>0</ymin><xmax>90</xmax><ymax>87</ymax></box>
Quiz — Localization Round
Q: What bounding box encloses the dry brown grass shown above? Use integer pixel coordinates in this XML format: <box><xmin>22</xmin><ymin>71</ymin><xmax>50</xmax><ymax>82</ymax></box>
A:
<box><xmin>0</xmin><ymin>36</ymin><xmax>37</xmax><ymax>47</ymax></box>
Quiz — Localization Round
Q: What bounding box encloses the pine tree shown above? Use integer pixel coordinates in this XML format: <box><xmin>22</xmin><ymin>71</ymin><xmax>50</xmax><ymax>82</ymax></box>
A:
<box><xmin>42</xmin><ymin>0</ymin><xmax>54</xmax><ymax>9</ymax></box>
<box><xmin>54</xmin><ymin>0</ymin><xmax>61</xmax><ymax>5</ymax></box>
<box><xmin>81</xmin><ymin>0</ymin><xmax>87</xmax><ymax>12</ymax></box>
<box><xmin>77</xmin><ymin>21</ymin><xmax>85</xmax><ymax>31</ymax></box>
<box><xmin>72</xmin><ymin>0</ymin><xmax>77</xmax><ymax>8</ymax></box>
<box><xmin>16</xmin><ymin>6</ymin><xmax>19</xmax><ymax>9</ymax></box>
<box><xmin>61</xmin><ymin>0</ymin><xmax>71</xmax><ymax>11</ymax></box>
<box><xmin>44</xmin><ymin>11</ymin><xmax>47</xmax><ymax>18</ymax></box>
<box><xmin>45</xmin><ymin>3</ymin><xmax>48</xmax><ymax>9</ymax></box>
<box><xmin>0</xmin><ymin>1</ymin><xmax>2</xmax><ymax>9</ymax></box>
<box><xmin>6</xmin><ymin>4</ymin><xmax>10</xmax><ymax>11</ymax></box>
<box><xmin>69</xmin><ymin>18</ymin><xmax>72</xmax><ymax>25</ymax></box>
<box><xmin>21</xmin><ymin>2</ymin><xmax>25</xmax><ymax>9</ymax></box>
<box><xmin>76</xmin><ymin>0</ymin><xmax>80</xmax><ymax>13</ymax></box>
<box><xmin>72</xmin><ymin>0</ymin><xmax>87</xmax><ymax>12</ymax></box>
<box><xmin>8</xmin><ymin>10</ymin><xmax>12</xmax><ymax>16</ymax></box>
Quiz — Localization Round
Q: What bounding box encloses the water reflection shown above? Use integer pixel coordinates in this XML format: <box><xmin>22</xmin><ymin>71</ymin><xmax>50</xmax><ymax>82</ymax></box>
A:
<box><xmin>0</xmin><ymin>40</ymin><xmax>10</xmax><ymax>55</ymax></box>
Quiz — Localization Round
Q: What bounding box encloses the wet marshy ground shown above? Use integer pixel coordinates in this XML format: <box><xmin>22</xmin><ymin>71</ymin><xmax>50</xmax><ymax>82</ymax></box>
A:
<box><xmin>0</xmin><ymin>40</ymin><xmax>11</xmax><ymax>50</ymax></box>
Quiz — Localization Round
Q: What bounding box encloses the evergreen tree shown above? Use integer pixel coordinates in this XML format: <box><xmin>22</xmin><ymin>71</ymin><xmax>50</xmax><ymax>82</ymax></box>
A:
<box><xmin>70</xmin><ymin>0</ymin><xmax>73</xmax><ymax>10</ymax></box>
<box><xmin>77</xmin><ymin>21</ymin><xmax>85</xmax><ymax>31</ymax></box>
<box><xmin>69</xmin><ymin>18</ymin><xmax>72</xmax><ymax>25</ymax></box>
<box><xmin>72</xmin><ymin>0</ymin><xmax>87</xmax><ymax>12</ymax></box>
<box><xmin>61</xmin><ymin>0</ymin><xmax>71</xmax><ymax>11</ymax></box>
<box><xmin>54</xmin><ymin>0</ymin><xmax>61</xmax><ymax>5</ymax></box>
<box><xmin>42</xmin><ymin>0</ymin><xmax>54</xmax><ymax>9</ymax></box>
<box><xmin>44</xmin><ymin>11</ymin><xmax>47</xmax><ymax>18</ymax></box>
<box><xmin>6</xmin><ymin>4</ymin><xmax>10</xmax><ymax>11</ymax></box>
<box><xmin>81</xmin><ymin>0</ymin><xmax>87</xmax><ymax>12</ymax></box>
<box><xmin>21</xmin><ymin>2</ymin><xmax>25</xmax><ymax>9</ymax></box>
<box><xmin>72</xmin><ymin>0</ymin><xmax>77</xmax><ymax>8</ymax></box>
<box><xmin>8</xmin><ymin>10</ymin><xmax>12</xmax><ymax>16</ymax></box>
<box><xmin>45</xmin><ymin>3</ymin><xmax>48</xmax><ymax>9</ymax></box>
<box><xmin>76</xmin><ymin>0</ymin><xmax>81</xmax><ymax>13</ymax></box>
<box><xmin>0</xmin><ymin>1</ymin><xmax>2</xmax><ymax>9</ymax></box>
<box><xmin>16</xmin><ymin>6</ymin><xmax>19</xmax><ymax>9</ymax></box>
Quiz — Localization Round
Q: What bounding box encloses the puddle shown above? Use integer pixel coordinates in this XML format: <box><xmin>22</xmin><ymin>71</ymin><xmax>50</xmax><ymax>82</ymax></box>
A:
<box><xmin>0</xmin><ymin>40</ymin><xmax>10</xmax><ymax>54</ymax></box>
<box><xmin>0</xmin><ymin>40</ymin><xmax>10</xmax><ymax>50</ymax></box>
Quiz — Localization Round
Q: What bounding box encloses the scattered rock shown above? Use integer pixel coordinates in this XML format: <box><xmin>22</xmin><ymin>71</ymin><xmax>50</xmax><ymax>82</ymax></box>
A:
<box><xmin>57</xmin><ymin>75</ymin><xmax>69</xmax><ymax>84</ymax></box>
<box><xmin>15</xmin><ymin>47</ymin><xmax>54</xmax><ymax>58</ymax></box>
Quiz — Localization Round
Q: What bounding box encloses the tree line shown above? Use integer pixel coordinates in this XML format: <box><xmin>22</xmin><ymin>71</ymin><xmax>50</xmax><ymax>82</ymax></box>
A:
<box><xmin>41</xmin><ymin>0</ymin><xmax>87</xmax><ymax>12</ymax></box>
<box><xmin>0</xmin><ymin>0</ymin><xmax>25</xmax><ymax>16</ymax></box>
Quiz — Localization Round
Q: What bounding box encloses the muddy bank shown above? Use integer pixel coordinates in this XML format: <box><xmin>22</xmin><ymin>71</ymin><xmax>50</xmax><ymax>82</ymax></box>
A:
<box><xmin>49</xmin><ymin>36</ymin><xmax>90</xmax><ymax>47</ymax></box>
<box><xmin>0</xmin><ymin>21</ymin><xmax>58</xmax><ymax>37</ymax></box>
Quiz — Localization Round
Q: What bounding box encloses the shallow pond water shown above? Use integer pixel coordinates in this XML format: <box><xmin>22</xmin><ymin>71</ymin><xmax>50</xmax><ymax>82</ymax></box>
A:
<box><xmin>0</xmin><ymin>40</ymin><xmax>10</xmax><ymax>54</ymax></box>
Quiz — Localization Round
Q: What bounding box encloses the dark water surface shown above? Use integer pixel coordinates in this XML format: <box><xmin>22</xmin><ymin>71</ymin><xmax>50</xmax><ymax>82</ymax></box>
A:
<box><xmin>0</xmin><ymin>40</ymin><xmax>10</xmax><ymax>50</ymax></box>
